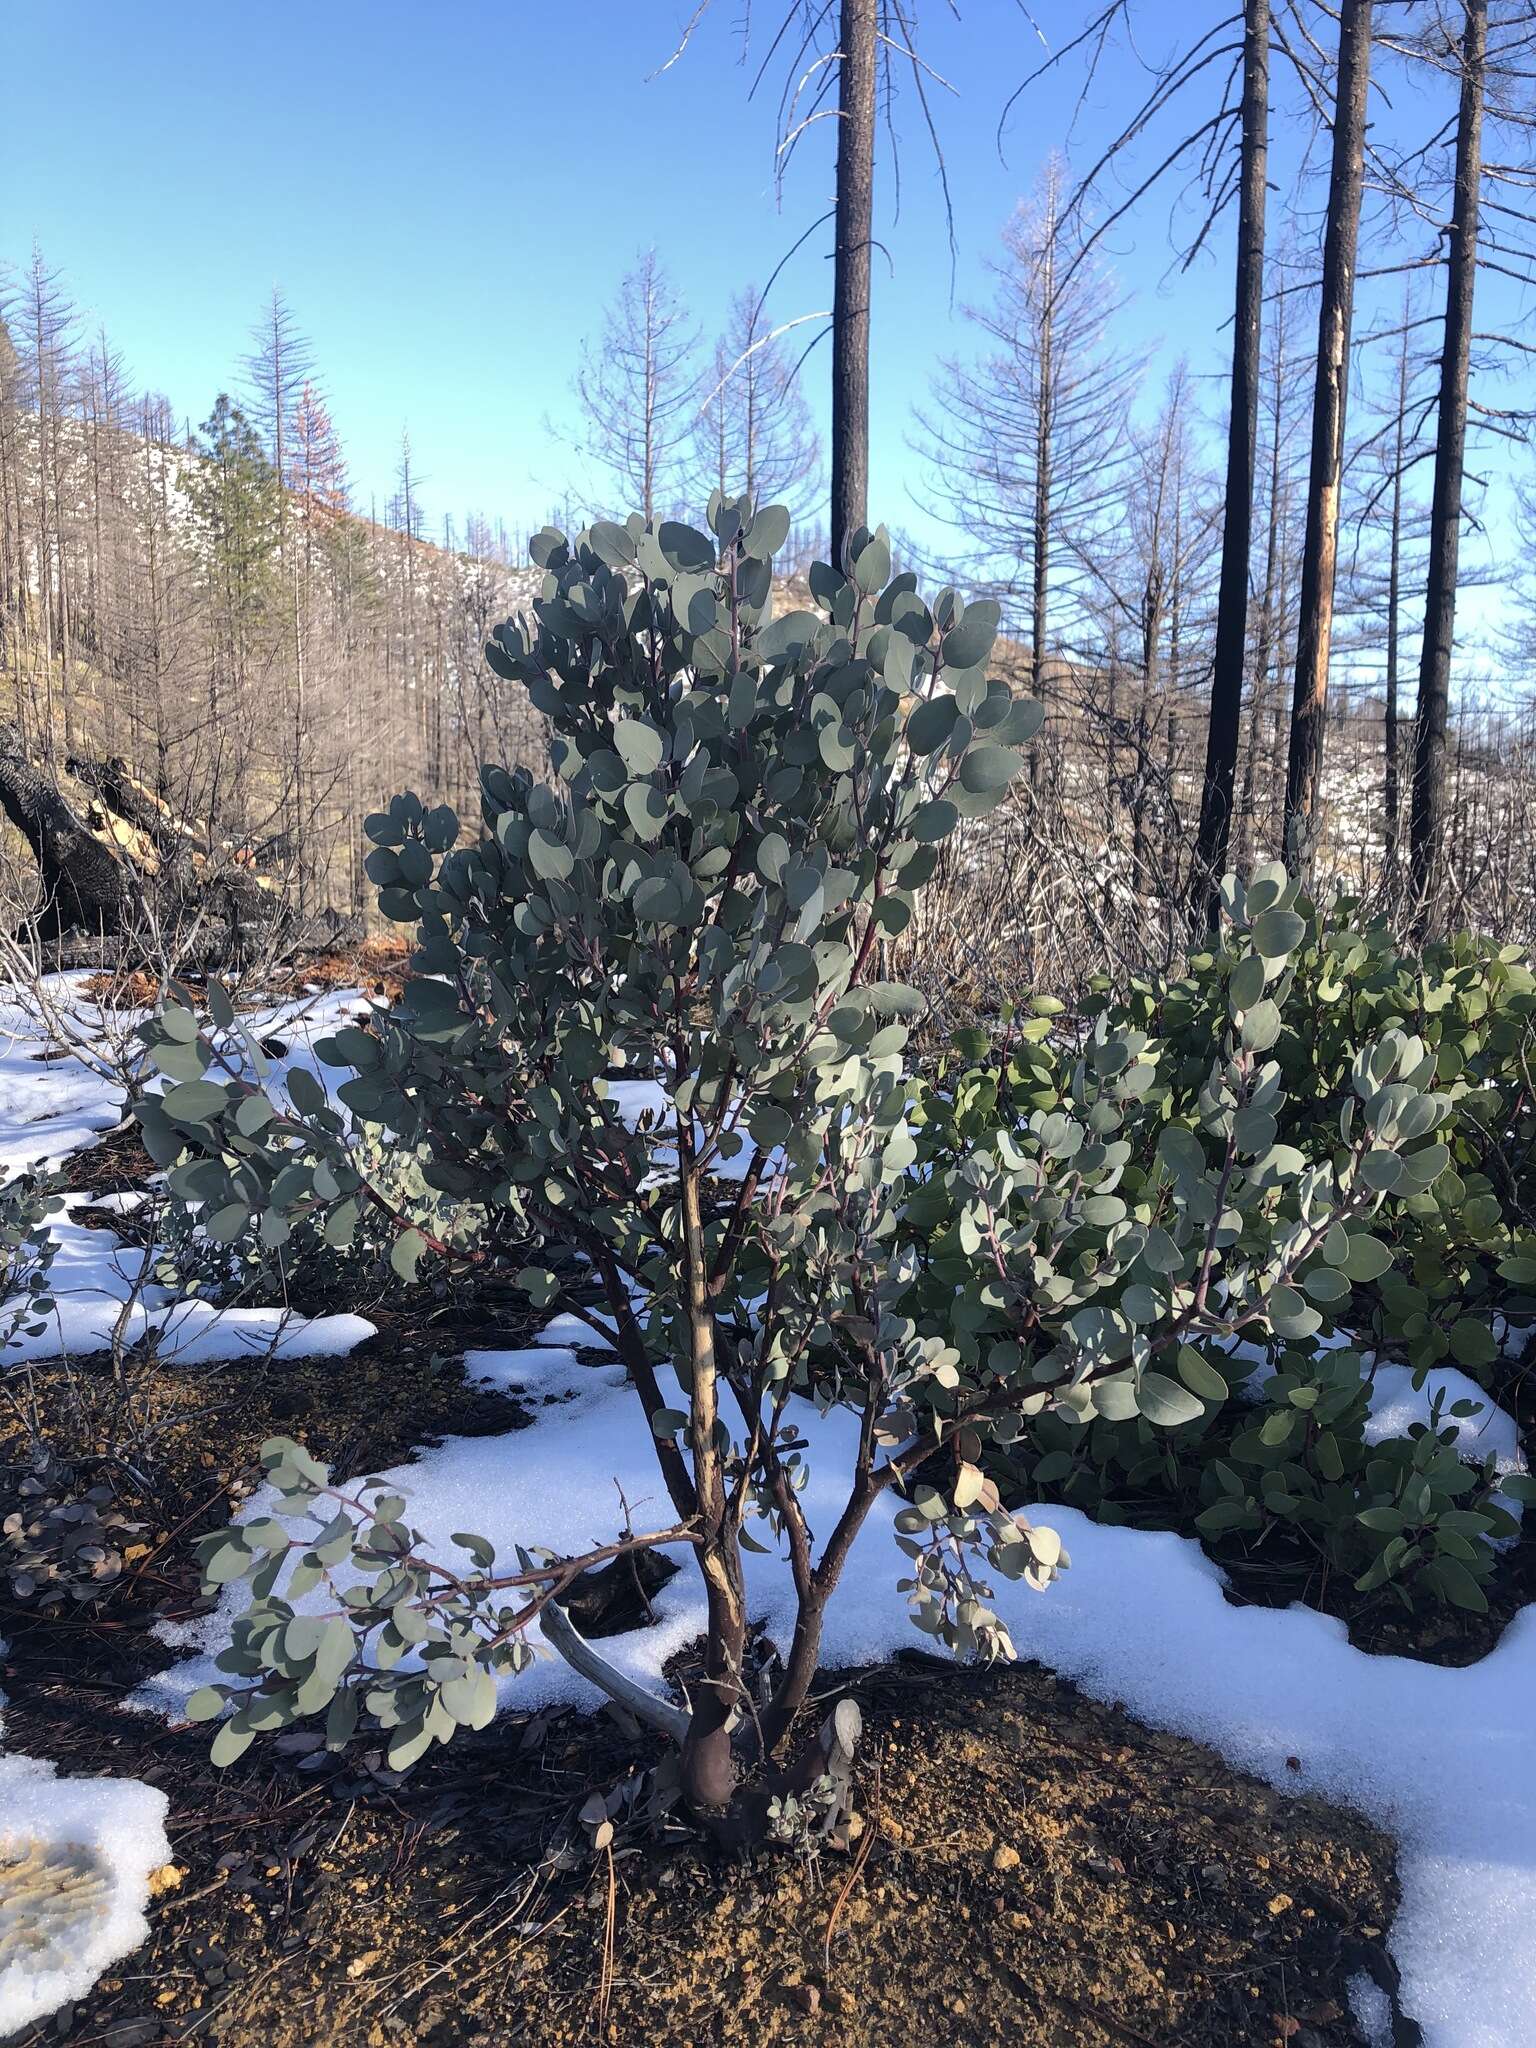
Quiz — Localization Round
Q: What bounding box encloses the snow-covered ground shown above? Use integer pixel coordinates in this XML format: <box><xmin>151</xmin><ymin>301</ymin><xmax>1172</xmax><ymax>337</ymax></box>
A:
<box><xmin>0</xmin><ymin>977</ymin><xmax>373</xmax><ymax>1179</ymax></box>
<box><xmin>3</xmin><ymin>977</ymin><xmax>1535</xmax><ymax>2043</ymax></box>
<box><xmin>1</xmin><ymin>1203</ymin><xmax>375</xmax><ymax>1367</ymax></box>
<box><xmin>0</xmin><ymin>979</ymin><xmax>128</xmax><ymax>1174</ymax></box>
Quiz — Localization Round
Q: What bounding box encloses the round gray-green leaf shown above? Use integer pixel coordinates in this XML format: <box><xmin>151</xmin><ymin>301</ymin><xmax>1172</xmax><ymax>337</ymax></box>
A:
<box><xmin>941</xmin><ymin>600</ymin><xmax>1000</xmax><ymax>672</ymax></box>
<box><xmin>1251</xmin><ymin>907</ymin><xmax>1306</xmax><ymax>960</ymax></box>
<box><xmin>624</xmin><ymin>785</ymin><xmax>670</xmax><ymax>842</ymax></box>
<box><xmin>907</xmin><ymin>694</ymin><xmax>958</xmax><ymax>757</ymax></box>
<box><xmin>1136</xmin><ymin>1372</ymin><xmax>1206</xmax><ymax>1428</ymax></box>
<box><xmin>162</xmin><ymin>1079</ymin><xmax>227</xmax><ymax>1122</ymax></box>
<box><xmin>744</xmin><ymin>504</ymin><xmax>790</xmax><ymax>560</ymax></box>
<box><xmin>614</xmin><ymin>719</ymin><xmax>665</xmax><ymax>778</ymax></box>
<box><xmin>1228</xmin><ymin>953</ymin><xmax>1266</xmax><ymax>1013</ymax></box>
<box><xmin>958</xmin><ymin>744</ymin><xmax>1020</xmax><ymax>796</ymax></box>
<box><xmin>1342</xmin><ymin>1232</ymin><xmax>1393</xmax><ymax>1283</ymax></box>
<box><xmin>210</xmin><ymin>1719</ymin><xmax>255</xmax><ymax>1767</ymax></box>
<box><xmin>1175</xmin><ymin>1347</ymin><xmax>1229</xmax><ymax>1403</ymax></box>
<box><xmin>529</xmin><ymin>828</ymin><xmax>574</xmax><ymax>880</ymax></box>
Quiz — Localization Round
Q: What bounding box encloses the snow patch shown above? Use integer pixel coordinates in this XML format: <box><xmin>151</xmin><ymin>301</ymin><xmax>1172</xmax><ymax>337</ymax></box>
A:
<box><xmin>465</xmin><ymin>1345</ymin><xmax>623</xmax><ymax>1402</ymax></box>
<box><xmin>0</xmin><ymin>1755</ymin><xmax>172</xmax><ymax>2036</ymax></box>
<box><xmin>0</xmin><ymin>1653</ymin><xmax>171</xmax><ymax>2036</ymax></box>
<box><xmin>1349</xmin><ymin>1971</ymin><xmax>1395</xmax><ymax>2048</ymax></box>
<box><xmin>1</xmin><ymin>1203</ymin><xmax>374</xmax><ymax>1366</ymax></box>
<box><xmin>0</xmin><ymin>978</ymin><xmax>126</xmax><ymax>1175</ymax></box>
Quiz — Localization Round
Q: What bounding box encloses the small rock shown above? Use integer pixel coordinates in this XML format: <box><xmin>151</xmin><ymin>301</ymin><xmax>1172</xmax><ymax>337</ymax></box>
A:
<box><xmin>1266</xmin><ymin>1893</ymin><xmax>1295</xmax><ymax>1917</ymax></box>
<box><xmin>346</xmin><ymin>1948</ymin><xmax>384</xmax><ymax>1980</ymax></box>
<box><xmin>791</xmin><ymin>1984</ymin><xmax>821</xmax><ymax>2016</ymax></box>
<box><xmin>991</xmin><ymin>1844</ymin><xmax>1021</xmax><ymax>1874</ymax></box>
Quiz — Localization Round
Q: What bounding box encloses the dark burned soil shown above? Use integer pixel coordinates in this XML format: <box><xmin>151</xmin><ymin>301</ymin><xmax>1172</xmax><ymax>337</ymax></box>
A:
<box><xmin>3</xmin><ymin>1301</ymin><xmax>1407</xmax><ymax>2048</ymax></box>
<box><xmin>4</xmin><ymin>1630</ymin><xmax>1402</xmax><ymax>2048</ymax></box>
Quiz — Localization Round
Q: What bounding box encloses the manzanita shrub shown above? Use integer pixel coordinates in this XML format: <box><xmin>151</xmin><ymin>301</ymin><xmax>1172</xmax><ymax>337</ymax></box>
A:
<box><xmin>1097</xmin><ymin>899</ymin><xmax>1536</xmax><ymax>1327</ymax></box>
<box><xmin>917</xmin><ymin>884</ymin><xmax>1536</xmax><ymax>1618</ymax></box>
<box><xmin>134</xmin><ymin>502</ymin><xmax>1461</xmax><ymax>1835</ymax></box>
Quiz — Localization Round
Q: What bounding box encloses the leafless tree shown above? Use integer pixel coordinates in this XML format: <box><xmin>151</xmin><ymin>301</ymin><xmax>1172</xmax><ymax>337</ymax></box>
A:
<box><xmin>911</xmin><ymin>161</ymin><xmax>1144</xmax><ymax>775</ymax></box>
<box><xmin>1339</xmin><ymin>284</ymin><xmax>1436</xmax><ymax>893</ymax></box>
<box><xmin>572</xmin><ymin>251</ymin><xmax>700</xmax><ymax>526</ymax></box>
<box><xmin>1195</xmin><ymin>0</ymin><xmax>1272</xmax><ymax>906</ymax></box>
<box><xmin>693</xmin><ymin>287</ymin><xmax>823</xmax><ymax>523</ymax></box>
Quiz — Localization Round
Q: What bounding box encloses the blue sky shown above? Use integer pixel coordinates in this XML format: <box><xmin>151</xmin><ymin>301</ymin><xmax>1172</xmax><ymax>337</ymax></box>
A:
<box><xmin>1</xmin><ymin>3</ymin><xmax>1236</xmax><ymax>535</ymax></box>
<box><xmin>1</xmin><ymin>0</ymin><xmax>1524</xmax><ymax>654</ymax></box>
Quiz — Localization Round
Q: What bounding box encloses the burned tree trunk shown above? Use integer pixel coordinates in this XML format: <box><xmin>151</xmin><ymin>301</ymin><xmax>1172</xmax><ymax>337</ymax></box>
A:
<box><xmin>66</xmin><ymin>754</ymin><xmax>198</xmax><ymax>857</ymax></box>
<box><xmin>0</xmin><ymin>721</ymin><xmax>314</xmax><ymax>963</ymax></box>
<box><xmin>0</xmin><ymin>719</ymin><xmax>138</xmax><ymax>938</ymax></box>
<box><xmin>1194</xmin><ymin>0</ymin><xmax>1270</xmax><ymax>910</ymax></box>
<box><xmin>1410</xmin><ymin>0</ymin><xmax>1487</xmax><ymax>918</ymax></box>
<box><xmin>830</xmin><ymin>0</ymin><xmax>876</xmax><ymax>572</ymax></box>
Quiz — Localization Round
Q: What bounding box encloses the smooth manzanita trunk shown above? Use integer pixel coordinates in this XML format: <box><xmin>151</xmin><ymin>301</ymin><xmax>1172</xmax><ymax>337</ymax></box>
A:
<box><xmin>675</xmin><ymin>1134</ymin><xmax>751</xmax><ymax>1813</ymax></box>
<box><xmin>1283</xmin><ymin>0</ymin><xmax>1373</xmax><ymax>867</ymax></box>
<box><xmin>1410</xmin><ymin>0</ymin><xmax>1487</xmax><ymax>918</ymax></box>
<box><xmin>1193</xmin><ymin>0</ymin><xmax>1269</xmax><ymax>913</ymax></box>
<box><xmin>830</xmin><ymin>0</ymin><xmax>876</xmax><ymax>572</ymax></box>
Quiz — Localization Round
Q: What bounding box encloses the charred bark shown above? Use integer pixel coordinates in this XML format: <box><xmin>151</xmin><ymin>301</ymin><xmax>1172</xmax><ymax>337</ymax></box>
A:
<box><xmin>830</xmin><ymin>0</ymin><xmax>876</xmax><ymax>572</ymax></box>
<box><xmin>1410</xmin><ymin>0</ymin><xmax>1487</xmax><ymax>917</ymax></box>
<box><xmin>1194</xmin><ymin>0</ymin><xmax>1270</xmax><ymax>909</ymax></box>
<box><xmin>0</xmin><ymin>719</ymin><xmax>135</xmax><ymax>938</ymax></box>
<box><xmin>0</xmin><ymin>721</ymin><xmax>309</xmax><ymax>964</ymax></box>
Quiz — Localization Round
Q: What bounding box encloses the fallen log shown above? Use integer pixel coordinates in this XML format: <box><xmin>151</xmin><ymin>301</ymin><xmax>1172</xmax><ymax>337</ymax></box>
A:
<box><xmin>0</xmin><ymin>721</ymin><xmax>137</xmax><ymax>938</ymax></box>
<box><xmin>0</xmin><ymin>723</ymin><xmax>315</xmax><ymax>967</ymax></box>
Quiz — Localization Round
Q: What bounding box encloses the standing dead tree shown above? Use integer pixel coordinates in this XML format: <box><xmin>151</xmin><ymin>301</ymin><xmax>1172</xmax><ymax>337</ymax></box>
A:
<box><xmin>1283</xmin><ymin>0</ymin><xmax>1375</xmax><ymax>865</ymax></box>
<box><xmin>1410</xmin><ymin>0</ymin><xmax>1489</xmax><ymax>913</ymax></box>
<box><xmin>658</xmin><ymin>3</ymin><xmax>977</xmax><ymax>562</ymax></box>
<box><xmin>830</xmin><ymin>0</ymin><xmax>877</xmax><ymax>569</ymax></box>
<box><xmin>571</xmin><ymin>252</ymin><xmax>700</xmax><ymax>526</ymax></box>
<box><xmin>912</xmin><ymin>161</ymin><xmax>1143</xmax><ymax>775</ymax></box>
<box><xmin>1195</xmin><ymin>0</ymin><xmax>1271</xmax><ymax>907</ymax></box>
<box><xmin>693</xmin><ymin>286</ymin><xmax>823</xmax><ymax>521</ymax></box>
<box><xmin>1001</xmin><ymin>2</ymin><xmax>1301</xmax><ymax>896</ymax></box>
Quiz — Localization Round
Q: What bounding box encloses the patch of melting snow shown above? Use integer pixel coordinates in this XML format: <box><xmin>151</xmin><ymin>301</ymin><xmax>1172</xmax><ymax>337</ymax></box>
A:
<box><xmin>1</xmin><ymin>1200</ymin><xmax>375</xmax><ymax>1366</ymax></box>
<box><xmin>0</xmin><ymin>982</ymin><xmax>380</xmax><ymax>1366</ymax></box>
<box><xmin>465</xmin><ymin>1344</ymin><xmax>623</xmax><ymax>1403</ymax></box>
<box><xmin>0</xmin><ymin>1659</ymin><xmax>171</xmax><ymax>2037</ymax></box>
<box><xmin>0</xmin><ymin>978</ymin><xmax>126</xmax><ymax>1174</ymax></box>
<box><xmin>0</xmin><ymin>976</ymin><xmax>374</xmax><ymax>1181</ymax></box>
<box><xmin>1349</xmin><ymin>1970</ymin><xmax>1396</xmax><ymax>2048</ymax></box>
